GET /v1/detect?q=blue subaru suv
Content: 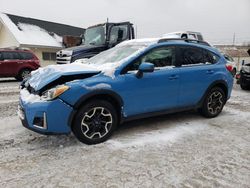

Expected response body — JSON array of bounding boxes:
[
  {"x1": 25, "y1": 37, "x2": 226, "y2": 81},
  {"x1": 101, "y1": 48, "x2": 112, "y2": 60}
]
[{"x1": 18, "y1": 38, "x2": 233, "y2": 144}]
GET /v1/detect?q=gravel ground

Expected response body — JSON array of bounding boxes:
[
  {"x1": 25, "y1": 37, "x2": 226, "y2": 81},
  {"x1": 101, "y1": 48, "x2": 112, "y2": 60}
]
[{"x1": 0, "y1": 78, "x2": 249, "y2": 188}]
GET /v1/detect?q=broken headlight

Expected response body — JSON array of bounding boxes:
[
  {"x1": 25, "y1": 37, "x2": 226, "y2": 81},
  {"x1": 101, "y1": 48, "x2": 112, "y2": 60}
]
[{"x1": 41, "y1": 85, "x2": 70, "y2": 101}]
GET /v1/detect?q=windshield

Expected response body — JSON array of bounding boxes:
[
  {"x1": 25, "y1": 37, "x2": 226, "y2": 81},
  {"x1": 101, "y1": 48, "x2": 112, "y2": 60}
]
[
  {"x1": 87, "y1": 45, "x2": 146, "y2": 65},
  {"x1": 84, "y1": 26, "x2": 106, "y2": 45}
]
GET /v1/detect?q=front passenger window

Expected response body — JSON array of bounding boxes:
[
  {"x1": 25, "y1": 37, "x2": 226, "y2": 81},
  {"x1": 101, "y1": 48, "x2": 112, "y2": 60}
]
[{"x1": 126, "y1": 46, "x2": 175, "y2": 72}]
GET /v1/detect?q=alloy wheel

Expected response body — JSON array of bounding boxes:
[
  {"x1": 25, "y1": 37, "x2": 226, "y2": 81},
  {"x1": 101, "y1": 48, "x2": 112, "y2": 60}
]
[
  {"x1": 207, "y1": 91, "x2": 224, "y2": 115},
  {"x1": 81, "y1": 107, "x2": 113, "y2": 139}
]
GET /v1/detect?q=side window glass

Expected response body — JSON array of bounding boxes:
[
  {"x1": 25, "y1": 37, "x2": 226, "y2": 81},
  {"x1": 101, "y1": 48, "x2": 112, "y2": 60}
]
[
  {"x1": 2, "y1": 52, "x2": 14, "y2": 60},
  {"x1": 203, "y1": 50, "x2": 219, "y2": 64},
  {"x1": 142, "y1": 47, "x2": 175, "y2": 67},
  {"x1": 126, "y1": 47, "x2": 175, "y2": 72},
  {"x1": 180, "y1": 47, "x2": 204, "y2": 65},
  {"x1": 0, "y1": 52, "x2": 3, "y2": 60},
  {"x1": 19, "y1": 52, "x2": 33, "y2": 60},
  {"x1": 109, "y1": 25, "x2": 128, "y2": 45},
  {"x1": 13, "y1": 52, "x2": 20, "y2": 60}
]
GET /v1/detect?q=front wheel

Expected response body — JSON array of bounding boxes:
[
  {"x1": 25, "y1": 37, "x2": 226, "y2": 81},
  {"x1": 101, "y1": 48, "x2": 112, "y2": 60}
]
[
  {"x1": 72, "y1": 100, "x2": 118, "y2": 145},
  {"x1": 199, "y1": 87, "x2": 226, "y2": 118},
  {"x1": 16, "y1": 69, "x2": 31, "y2": 81}
]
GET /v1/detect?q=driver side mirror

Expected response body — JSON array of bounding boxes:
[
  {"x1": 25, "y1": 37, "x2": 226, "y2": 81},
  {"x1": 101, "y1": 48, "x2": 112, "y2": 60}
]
[{"x1": 136, "y1": 62, "x2": 154, "y2": 78}]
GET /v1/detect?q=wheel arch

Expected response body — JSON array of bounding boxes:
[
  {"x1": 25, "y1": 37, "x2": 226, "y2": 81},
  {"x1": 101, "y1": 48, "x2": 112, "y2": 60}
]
[
  {"x1": 16, "y1": 67, "x2": 33, "y2": 80},
  {"x1": 197, "y1": 80, "x2": 229, "y2": 108},
  {"x1": 68, "y1": 90, "x2": 124, "y2": 127}
]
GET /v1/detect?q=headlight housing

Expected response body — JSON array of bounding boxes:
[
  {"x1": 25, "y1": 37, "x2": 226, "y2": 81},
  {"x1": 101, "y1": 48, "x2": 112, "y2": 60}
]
[{"x1": 41, "y1": 85, "x2": 70, "y2": 101}]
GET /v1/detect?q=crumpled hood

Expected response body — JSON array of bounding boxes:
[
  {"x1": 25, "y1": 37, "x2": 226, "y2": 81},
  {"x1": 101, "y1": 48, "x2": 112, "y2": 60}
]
[{"x1": 26, "y1": 63, "x2": 101, "y2": 91}]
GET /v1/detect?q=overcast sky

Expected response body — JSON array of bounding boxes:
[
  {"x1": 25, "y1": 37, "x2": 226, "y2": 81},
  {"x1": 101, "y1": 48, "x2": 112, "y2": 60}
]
[{"x1": 0, "y1": 0, "x2": 249, "y2": 44}]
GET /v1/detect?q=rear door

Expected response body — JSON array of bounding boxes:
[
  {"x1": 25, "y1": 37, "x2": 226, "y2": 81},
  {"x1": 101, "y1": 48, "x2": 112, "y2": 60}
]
[
  {"x1": 177, "y1": 46, "x2": 219, "y2": 107},
  {"x1": 0, "y1": 51, "x2": 21, "y2": 76}
]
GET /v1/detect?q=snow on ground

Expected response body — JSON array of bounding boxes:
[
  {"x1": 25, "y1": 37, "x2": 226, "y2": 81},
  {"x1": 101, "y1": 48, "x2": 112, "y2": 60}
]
[{"x1": 0, "y1": 80, "x2": 249, "y2": 187}]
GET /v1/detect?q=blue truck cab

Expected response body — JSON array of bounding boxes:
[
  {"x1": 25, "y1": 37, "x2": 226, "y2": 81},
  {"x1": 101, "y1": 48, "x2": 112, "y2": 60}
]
[{"x1": 56, "y1": 22, "x2": 135, "y2": 64}]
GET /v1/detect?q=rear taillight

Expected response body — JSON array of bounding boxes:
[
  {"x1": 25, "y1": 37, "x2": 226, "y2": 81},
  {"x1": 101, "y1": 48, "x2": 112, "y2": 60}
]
[{"x1": 226, "y1": 64, "x2": 233, "y2": 72}]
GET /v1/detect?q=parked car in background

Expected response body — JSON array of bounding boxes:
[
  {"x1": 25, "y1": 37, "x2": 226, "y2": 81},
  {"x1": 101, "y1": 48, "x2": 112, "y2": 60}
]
[
  {"x1": 0, "y1": 48, "x2": 40, "y2": 80},
  {"x1": 19, "y1": 38, "x2": 233, "y2": 145},
  {"x1": 239, "y1": 62, "x2": 250, "y2": 90},
  {"x1": 162, "y1": 31, "x2": 204, "y2": 41},
  {"x1": 223, "y1": 54, "x2": 237, "y2": 76}
]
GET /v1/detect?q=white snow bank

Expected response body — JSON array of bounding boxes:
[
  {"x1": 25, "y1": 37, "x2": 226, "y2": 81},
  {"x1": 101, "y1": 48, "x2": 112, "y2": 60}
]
[
  {"x1": 20, "y1": 88, "x2": 41, "y2": 104},
  {"x1": 107, "y1": 122, "x2": 206, "y2": 149}
]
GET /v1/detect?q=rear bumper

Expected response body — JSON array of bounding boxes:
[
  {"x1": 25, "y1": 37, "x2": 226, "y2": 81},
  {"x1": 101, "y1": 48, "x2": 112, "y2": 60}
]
[{"x1": 18, "y1": 98, "x2": 73, "y2": 134}]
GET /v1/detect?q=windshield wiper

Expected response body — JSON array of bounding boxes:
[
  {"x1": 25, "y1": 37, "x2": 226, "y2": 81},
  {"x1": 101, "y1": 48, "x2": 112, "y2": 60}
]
[{"x1": 89, "y1": 42, "x2": 96, "y2": 45}]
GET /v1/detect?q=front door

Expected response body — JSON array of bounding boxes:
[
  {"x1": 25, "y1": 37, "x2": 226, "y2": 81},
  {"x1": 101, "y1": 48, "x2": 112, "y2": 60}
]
[{"x1": 118, "y1": 46, "x2": 180, "y2": 116}]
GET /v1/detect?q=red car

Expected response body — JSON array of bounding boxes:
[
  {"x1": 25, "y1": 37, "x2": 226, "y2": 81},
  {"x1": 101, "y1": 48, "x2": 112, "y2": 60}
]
[{"x1": 0, "y1": 49, "x2": 40, "y2": 81}]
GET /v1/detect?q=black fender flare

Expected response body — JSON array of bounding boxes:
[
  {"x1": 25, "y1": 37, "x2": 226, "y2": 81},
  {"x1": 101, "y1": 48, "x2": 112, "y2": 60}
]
[
  {"x1": 68, "y1": 89, "x2": 124, "y2": 127},
  {"x1": 196, "y1": 80, "x2": 229, "y2": 108}
]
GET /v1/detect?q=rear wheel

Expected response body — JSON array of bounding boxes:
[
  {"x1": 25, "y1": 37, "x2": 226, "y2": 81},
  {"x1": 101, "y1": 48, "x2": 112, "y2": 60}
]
[
  {"x1": 240, "y1": 78, "x2": 250, "y2": 90},
  {"x1": 199, "y1": 87, "x2": 226, "y2": 118},
  {"x1": 72, "y1": 100, "x2": 118, "y2": 145},
  {"x1": 16, "y1": 69, "x2": 31, "y2": 81}
]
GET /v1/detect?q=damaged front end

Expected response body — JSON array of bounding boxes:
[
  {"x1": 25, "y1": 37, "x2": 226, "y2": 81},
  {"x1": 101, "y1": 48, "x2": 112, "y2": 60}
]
[{"x1": 18, "y1": 64, "x2": 101, "y2": 134}]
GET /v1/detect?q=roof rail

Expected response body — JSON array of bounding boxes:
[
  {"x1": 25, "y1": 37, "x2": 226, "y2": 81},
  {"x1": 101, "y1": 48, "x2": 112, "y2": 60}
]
[
  {"x1": 0, "y1": 47, "x2": 30, "y2": 51},
  {"x1": 158, "y1": 38, "x2": 211, "y2": 47}
]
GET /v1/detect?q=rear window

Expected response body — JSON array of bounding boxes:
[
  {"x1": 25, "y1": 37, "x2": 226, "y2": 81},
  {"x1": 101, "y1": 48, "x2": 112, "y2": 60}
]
[{"x1": 19, "y1": 52, "x2": 34, "y2": 60}]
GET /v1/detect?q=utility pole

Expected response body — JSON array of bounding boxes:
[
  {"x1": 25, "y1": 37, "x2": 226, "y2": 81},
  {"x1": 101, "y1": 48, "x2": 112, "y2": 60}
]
[
  {"x1": 233, "y1": 32, "x2": 236, "y2": 46},
  {"x1": 135, "y1": 25, "x2": 138, "y2": 38}
]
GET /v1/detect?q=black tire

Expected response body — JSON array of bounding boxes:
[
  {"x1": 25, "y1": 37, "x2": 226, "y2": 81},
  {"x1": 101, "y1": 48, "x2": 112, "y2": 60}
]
[
  {"x1": 72, "y1": 100, "x2": 118, "y2": 145},
  {"x1": 240, "y1": 78, "x2": 250, "y2": 90},
  {"x1": 199, "y1": 87, "x2": 226, "y2": 118},
  {"x1": 240, "y1": 83, "x2": 249, "y2": 90},
  {"x1": 16, "y1": 69, "x2": 31, "y2": 81}
]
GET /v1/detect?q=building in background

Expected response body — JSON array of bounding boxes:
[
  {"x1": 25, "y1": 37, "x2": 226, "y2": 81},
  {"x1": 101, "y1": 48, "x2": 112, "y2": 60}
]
[{"x1": 0, "y1": 13, "x2": 85, "y2": 66}]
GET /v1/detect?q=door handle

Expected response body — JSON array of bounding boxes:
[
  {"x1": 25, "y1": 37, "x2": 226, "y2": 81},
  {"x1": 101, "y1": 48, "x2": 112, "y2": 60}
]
[
  {"x1": 17, "y1": 62, "x2": 24, "y2": 64},
  {"x1": 168, "y1": 75, "x2": 179, "y2": 80},
  {"x1": 206, "y1": 70, "x2": 214, "y2": 74}
]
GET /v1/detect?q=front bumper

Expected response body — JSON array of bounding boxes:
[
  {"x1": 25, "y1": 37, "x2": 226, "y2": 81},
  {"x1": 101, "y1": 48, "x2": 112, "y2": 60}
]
[{"x1": 18, "y1": 98, "x2": 73, "y2": 135}]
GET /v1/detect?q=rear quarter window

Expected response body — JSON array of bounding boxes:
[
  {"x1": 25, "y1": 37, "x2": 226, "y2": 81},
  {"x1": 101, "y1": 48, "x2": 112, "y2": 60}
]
[{"x1": 203, "y1": 50, "x2": 220, "y2": 64}]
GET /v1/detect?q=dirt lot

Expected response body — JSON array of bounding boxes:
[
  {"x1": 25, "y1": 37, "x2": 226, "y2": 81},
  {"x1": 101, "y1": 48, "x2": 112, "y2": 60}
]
[{"x1": 0, "y1": 78, "x2": 249, "y2": 188}]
